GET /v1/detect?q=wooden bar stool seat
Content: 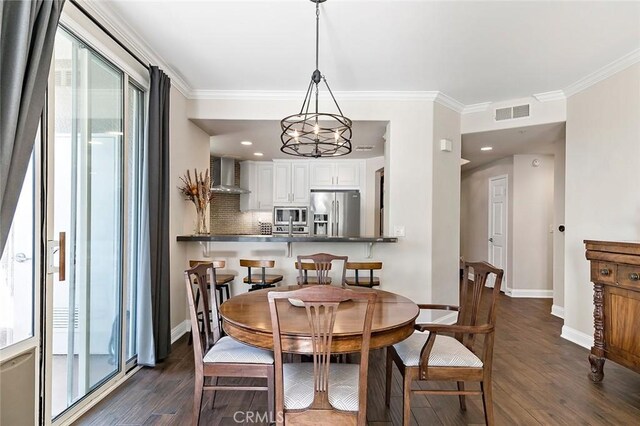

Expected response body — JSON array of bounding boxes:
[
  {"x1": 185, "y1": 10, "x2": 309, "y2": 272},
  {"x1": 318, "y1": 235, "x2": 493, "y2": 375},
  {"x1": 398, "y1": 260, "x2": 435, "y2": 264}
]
[
  {"x1": 189, "y1": 260, "x2": 234, "y2": 304},
  {"x1": 295, "y1": 261, "x2": 332, "y2": 285},
  {"x1": 240, "y1": 259, "x2": 283, "y2": 291},
  {"x1": 345, "y1": 261, "x2": 383, "y2": 288}
]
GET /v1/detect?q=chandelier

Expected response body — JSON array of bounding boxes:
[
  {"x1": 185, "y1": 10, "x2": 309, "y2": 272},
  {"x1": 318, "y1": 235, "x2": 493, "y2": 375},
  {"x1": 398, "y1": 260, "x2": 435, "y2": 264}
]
[{"x1": 280, "y1": 0, "x2": 352, "y2": 158}]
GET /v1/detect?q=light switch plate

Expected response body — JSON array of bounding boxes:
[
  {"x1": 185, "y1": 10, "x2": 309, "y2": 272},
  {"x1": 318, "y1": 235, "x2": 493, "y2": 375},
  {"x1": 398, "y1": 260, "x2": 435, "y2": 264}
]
[{"x1": 394, "y1": 225, "x2": 406, "y2": 237}]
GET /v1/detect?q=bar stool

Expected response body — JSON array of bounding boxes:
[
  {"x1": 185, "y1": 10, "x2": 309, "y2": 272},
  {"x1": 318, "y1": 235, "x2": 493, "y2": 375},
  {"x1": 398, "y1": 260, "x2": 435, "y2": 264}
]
[
  {"x1": 189, "y1": 260, "x2": 234, "y2": 305},
  {"x1": 345, "y1": 261, "x2": 383, "y2": 287},
  {"x1": 295, "y1": 261, "x2": 332, "y2": 285},
  {"x1": 240, "y1": 259, "x2": 283, "y2": 291}
]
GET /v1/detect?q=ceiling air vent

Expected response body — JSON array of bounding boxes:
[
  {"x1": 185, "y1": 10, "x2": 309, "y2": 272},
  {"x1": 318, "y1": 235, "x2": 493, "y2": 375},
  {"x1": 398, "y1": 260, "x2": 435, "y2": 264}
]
[
  {"x1": 354, "y1": 145, "x2": 374, "y2": 152},
  {"x1": 495, "y1": 104, "x2": 530, "y2": 121}
]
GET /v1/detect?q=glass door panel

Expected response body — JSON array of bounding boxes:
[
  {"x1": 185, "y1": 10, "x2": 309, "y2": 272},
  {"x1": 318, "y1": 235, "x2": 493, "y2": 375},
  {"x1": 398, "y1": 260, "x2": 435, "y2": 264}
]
[{"x1": 50, "y1": 28, "x2": 123, "y2": 419}]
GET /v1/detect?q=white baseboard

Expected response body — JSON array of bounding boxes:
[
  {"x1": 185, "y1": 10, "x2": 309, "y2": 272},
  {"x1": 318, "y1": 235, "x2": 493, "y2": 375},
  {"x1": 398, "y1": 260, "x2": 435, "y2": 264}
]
[
  {"x1": 561, "y1": 325, "x2": 593, "y2": 349},
  {"x1": 508, "y1": 289, "x2": 553, "y2": 298},
  {"x1": 551, "y1": 305, "x2": 565, "y2": 319},
  {"x1": 171, "y1": 319, "x2": 191, "y2": 344}
]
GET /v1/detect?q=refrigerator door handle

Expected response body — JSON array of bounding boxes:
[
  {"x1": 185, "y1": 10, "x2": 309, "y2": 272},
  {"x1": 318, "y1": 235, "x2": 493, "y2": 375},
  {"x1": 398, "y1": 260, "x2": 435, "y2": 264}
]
[
  {"x1": 331, "y1": 200, "x2": 335, "y2": 236},
  {"x1": 336, "y1": 200, "x2": 339, "y2": 236}
]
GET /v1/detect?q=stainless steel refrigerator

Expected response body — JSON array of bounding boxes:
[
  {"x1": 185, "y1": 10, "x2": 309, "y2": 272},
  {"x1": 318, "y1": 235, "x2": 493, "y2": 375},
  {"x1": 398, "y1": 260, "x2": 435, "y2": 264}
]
[{"x1": 310, "y1": 190, "x2": 360, "y2": 237}]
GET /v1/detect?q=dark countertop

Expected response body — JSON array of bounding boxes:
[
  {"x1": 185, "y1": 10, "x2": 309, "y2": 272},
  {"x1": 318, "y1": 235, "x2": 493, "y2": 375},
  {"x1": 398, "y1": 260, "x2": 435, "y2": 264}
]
[{"x1": 176, "y1": 234, "x2": 398, "y2": 243}]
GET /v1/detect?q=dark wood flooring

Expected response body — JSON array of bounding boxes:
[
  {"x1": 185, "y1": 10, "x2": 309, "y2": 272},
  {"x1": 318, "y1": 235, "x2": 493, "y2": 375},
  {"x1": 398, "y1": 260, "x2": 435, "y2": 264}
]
[{"x1": 76, "y1": 295, "x2": 640, "y2": 425}]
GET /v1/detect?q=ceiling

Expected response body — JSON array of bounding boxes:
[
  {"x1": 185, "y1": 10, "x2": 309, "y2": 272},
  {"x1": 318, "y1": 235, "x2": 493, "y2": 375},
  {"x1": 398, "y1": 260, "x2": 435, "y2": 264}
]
[
  {"x1": 101, "y1": 1, "x2": 640, "y2": 105},
  {"x1": 193, "y1": 119, "x2": 387, "y2": 160},
  {"x1": 461, "y1": 122, "x2": 565, "y2": 171}
]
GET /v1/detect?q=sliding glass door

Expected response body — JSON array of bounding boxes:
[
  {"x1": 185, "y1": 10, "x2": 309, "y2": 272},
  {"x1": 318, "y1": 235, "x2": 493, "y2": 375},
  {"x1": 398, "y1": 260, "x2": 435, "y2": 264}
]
[{"x1": 48, "y1": 28, "x2": 124, "y2": 419}]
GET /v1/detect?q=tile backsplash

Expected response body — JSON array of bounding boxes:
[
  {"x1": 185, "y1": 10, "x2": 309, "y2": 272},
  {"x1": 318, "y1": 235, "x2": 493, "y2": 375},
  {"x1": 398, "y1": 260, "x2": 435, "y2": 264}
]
[{"x1": 209, "y1": 157, "x2": 271, "y2": 234}]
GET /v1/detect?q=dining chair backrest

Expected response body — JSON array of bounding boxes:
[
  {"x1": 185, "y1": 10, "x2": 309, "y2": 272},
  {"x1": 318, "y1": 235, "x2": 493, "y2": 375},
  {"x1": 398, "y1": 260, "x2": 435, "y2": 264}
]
[
  {"x1": 185, "y1": 264, "x2": 221, "y2": 361},
  {"x1": 457, "y1": 261, "x2": 504, "y2": 351},
  {"x1": 189, "y1": 259, "x2": 225, "y2": 284},
  {"x1": 297, "y1": 253, "x2": 348, "y2": 286},
  {"x1": 267, "y1": 285, "x2": 377, "y2": 422},
  {"x1": 295, "y1": 261, "x2": 332, "y2": 284}
]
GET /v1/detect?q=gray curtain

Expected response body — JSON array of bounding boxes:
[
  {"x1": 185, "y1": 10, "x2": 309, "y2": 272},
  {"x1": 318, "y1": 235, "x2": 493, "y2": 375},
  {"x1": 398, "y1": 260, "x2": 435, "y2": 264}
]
[
  {"x1": 0, "y1": 0, "x2": 65, "y2": 255},
  {"x1": 147, "y1": 66, "x2": 171, "y2": 362}
]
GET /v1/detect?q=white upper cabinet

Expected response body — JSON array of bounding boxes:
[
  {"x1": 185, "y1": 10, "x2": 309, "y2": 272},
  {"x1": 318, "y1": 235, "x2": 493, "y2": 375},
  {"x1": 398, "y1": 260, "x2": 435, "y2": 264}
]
[
  {"x1": 240, "y1": 161, "x2": 273, "y2": 211},
  {"x1": 309, "y1": 160, "x2": 363, "y2": 189},
  {"x1": 273, "y1": 160, "x2": 309, "y2": 205}
]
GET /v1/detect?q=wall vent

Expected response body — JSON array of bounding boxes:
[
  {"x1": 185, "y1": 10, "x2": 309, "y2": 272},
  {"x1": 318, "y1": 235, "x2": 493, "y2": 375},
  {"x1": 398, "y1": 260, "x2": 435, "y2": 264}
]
[
  {"x1": 495, "y1": 104, "x2": 530, "y2": 121},
  {"x1": 354, "y1": 145, "x2": 374, "y2": 152}
]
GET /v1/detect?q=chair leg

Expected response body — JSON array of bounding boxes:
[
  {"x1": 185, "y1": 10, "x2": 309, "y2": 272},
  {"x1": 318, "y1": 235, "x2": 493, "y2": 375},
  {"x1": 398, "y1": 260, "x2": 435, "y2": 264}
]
[
  {"x1": 402, "y1": 370, "x2": 412, "y2": 426},
  {"x1": 457, "y1": 381, "x2": 467, "y2": 411},
  {"x1": 481, "y1": 379, "x2": 495, "y2": 426},
  {"x1": 385, "y1": 347, "x2": 393, "y2": 407},
  {"x1": 267, "y1": 368, "x2": 275, "y2": 420},
  {"x1": 193, "y1": 371, "x2": 204, "y2": 426},
  {"x1": 210, "y1": 376, "x2": 219, "y2": 409}
]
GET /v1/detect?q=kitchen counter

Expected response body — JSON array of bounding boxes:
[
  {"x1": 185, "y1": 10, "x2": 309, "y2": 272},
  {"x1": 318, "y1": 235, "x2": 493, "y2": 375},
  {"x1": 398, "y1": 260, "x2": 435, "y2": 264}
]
[{"x1": 176, "y1": 234, "x2": 398, "y2": 257}]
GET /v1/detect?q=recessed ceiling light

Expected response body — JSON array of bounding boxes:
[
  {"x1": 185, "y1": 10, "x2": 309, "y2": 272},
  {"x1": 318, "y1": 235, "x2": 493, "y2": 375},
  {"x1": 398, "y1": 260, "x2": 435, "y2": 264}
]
[
  {"x1": 241, "y1": 141, "x2": 253, "y2": 146},
  {"x1": 480, "y1": 146, "x2": 493, "y2": 151},
  {"x1": 254, "y1": 152, "x2": 263, "y2": 156}
]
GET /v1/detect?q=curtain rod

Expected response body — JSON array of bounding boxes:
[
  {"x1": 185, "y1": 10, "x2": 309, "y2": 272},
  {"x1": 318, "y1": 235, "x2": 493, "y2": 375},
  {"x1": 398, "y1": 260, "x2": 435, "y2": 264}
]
[{"x1": 69, "y1": 0, "x2": 150, "y2": 71}]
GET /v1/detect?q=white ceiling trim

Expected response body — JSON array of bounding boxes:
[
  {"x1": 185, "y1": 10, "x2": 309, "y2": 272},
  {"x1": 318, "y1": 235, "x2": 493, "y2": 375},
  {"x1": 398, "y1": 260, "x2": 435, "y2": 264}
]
[
  {"x1": 462, "y1": 102, "x2": 491, "y2": 114},
  {"x1": 189, "y1": 89, "x2": 444, "y2": 102},
  {"x1": 434, "y1": 92, "x2": 465, "y2": 113},
  {"x1": 79, "y1": 0, "x2": 192, "y2": 97},
  {"x1": 533, "y1": 90, "x2": 566, "y2": 102},
  {"x1": 564, "y1": 48, "x2": 640, "y2": 98}
]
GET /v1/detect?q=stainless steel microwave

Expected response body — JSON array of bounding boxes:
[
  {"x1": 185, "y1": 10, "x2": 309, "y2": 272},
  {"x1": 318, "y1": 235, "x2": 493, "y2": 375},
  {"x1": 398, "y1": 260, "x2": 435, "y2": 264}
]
[{"x1": 273, "y1": 206, "x2": 308, "y2": 226}]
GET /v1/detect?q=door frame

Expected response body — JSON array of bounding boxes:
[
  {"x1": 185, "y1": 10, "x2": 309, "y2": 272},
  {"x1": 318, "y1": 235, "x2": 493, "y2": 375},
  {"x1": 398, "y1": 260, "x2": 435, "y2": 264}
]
[{"x1": 487, "y1": 174, "x2": 509, "y2": 292}]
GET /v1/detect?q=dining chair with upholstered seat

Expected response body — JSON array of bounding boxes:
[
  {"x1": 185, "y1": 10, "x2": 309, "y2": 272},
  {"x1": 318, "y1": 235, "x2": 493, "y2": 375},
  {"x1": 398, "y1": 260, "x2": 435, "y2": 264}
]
[
  {"x1": 296, "y1": 253, "x2": 348, "y2": 286},
  {"x1": 294, "y1": 261, "x2": 332, "y2": 284},
  {"x1": 267, "y1": 285, "x2": 377, "y2": 425},
  {"x1": 385, "y1": 261, "x2": 504, "y2": 426},
  {"x1": 185, "y1": 264, "x2": 274, "y2": 425}
]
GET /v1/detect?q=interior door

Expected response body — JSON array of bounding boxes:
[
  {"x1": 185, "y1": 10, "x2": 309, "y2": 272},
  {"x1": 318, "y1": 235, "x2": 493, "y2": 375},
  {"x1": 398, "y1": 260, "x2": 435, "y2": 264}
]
[
  {"x1": 488, "y1": 175, "x2": 508, "y2": 288},
  {"x1": 46, "y1": 28, "x2": 124, "y2": 420}
]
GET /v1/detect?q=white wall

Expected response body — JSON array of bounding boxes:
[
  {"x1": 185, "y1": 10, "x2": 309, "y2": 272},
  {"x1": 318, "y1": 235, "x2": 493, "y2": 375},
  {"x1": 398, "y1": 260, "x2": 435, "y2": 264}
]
[
  {"x1": 512, "y1": 154, "x2": 554, "y2": 295},
  {"x1": 187, "y1": 96, "x2": 444, "y2": 304},
  {"x1": 431, "y1": 103, "x2": 462, "y2": 311},
  {"x1": 563, "y1": 63, "x2": 640, "y2": 344},
  {"x1": 169, "y1": 87, "x2": 211, "y2": 330},
  {"x1": 460, "y1": 157, "x2": 514, "y2": 289},
  {"x1": 552, "y1": 139, "x2": 566, "y2": 315}
]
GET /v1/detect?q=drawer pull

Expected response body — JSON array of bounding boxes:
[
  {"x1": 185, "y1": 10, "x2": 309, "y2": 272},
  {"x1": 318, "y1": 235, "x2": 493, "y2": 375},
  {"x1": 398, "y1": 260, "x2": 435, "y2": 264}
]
[
  {"x1": 599, "y1": 268, "x2": 610, "y2": 276},
  {"x1": 629, "y1": 272, "x2": 640, "y2": 281}
]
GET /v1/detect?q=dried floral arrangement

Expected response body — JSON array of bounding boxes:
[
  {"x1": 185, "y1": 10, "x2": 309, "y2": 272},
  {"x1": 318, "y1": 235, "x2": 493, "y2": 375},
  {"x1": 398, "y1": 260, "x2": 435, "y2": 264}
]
[{"x1": 178, "y1": 169, "x2": 212, "y2": 234}]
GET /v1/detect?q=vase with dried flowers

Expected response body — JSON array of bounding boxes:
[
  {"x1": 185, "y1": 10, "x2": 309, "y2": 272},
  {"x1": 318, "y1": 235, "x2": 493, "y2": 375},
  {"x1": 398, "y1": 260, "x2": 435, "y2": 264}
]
[{"x1": 178, "y1": 169, "x2": 212, "y2": 234}]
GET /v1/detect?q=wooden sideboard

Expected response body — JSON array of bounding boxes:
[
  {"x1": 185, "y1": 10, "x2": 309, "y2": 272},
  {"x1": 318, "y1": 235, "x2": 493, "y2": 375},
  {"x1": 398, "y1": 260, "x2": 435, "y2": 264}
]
[{"x1": 584, "y1": 240, "x2": 640, "y2": 382}]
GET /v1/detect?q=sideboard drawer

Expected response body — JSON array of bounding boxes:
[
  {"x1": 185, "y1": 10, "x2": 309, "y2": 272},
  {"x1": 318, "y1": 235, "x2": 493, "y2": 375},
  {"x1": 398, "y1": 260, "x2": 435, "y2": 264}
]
[
  {"x1": 591, "y1": 262, "x2": 617, "y2": 284},
  {"x1": 618, "y1": 265, "x2": 640, "y2": 290}
]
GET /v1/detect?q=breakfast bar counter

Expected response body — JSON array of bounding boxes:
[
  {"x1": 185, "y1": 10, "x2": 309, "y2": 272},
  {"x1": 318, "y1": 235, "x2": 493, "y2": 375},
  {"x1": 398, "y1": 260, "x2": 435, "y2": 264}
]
[{"x1": 176, "y1": 234, "x2": 398, "y2": 257}]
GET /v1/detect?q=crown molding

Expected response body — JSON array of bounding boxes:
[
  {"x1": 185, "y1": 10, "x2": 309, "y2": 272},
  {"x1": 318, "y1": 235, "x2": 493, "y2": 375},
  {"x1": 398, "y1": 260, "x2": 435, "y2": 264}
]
[
  {"x1": 564, "y1": 48, "x2": 640, "y2": 98},
  {"x1": 533, "y1": 90, "x2": 566, "y2": 102},
  {"x1": 77, "y1": 0, "x2": 192, "y2": 98},
  {"x1": 433, "y1": 92, "x2": 465, "y2": 113},
  {"x1": 189, "y1": 90, "x2": 449, "y2": 102},
  {"x1": 462, "y1": 102, "x2": 491, "y2": 114}
]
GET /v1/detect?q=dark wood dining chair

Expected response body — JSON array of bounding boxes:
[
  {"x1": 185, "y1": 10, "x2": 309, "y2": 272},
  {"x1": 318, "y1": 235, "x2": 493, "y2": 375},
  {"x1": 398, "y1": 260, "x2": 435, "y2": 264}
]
[
  {"x1": 296, "y1": 253, "x2": 348, "y2": 286},
  {"x1": 385, "y1": 261, "x2": 504, "y2": 426},
  {"x1": 267, "y1": 285, "x2": 377, "y2": 426},
  {"x1": 185, "y1": 264, "x2": 274, "y2": 426},
  {"x1": 241, "y1": 259, "x2": 283, "y2": 291},
  {"x1": 295, "y1": 261, "x2": 332, "y2": 284},
  {"x1": 345, "y1": 261, "x2": 382, "y2": 287}
]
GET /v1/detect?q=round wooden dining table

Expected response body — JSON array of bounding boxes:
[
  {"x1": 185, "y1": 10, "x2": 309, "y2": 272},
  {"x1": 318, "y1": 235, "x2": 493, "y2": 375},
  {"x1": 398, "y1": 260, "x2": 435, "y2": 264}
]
[{"x1": 219, "y1": 285, "x2": 420, "y2": 354}]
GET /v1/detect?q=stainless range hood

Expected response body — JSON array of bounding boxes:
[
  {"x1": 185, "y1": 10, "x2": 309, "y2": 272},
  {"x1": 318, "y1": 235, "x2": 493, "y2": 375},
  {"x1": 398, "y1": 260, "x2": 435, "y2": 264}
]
[{"x1": 210, "y1": 157, "x2": 250, "y2": 194}]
